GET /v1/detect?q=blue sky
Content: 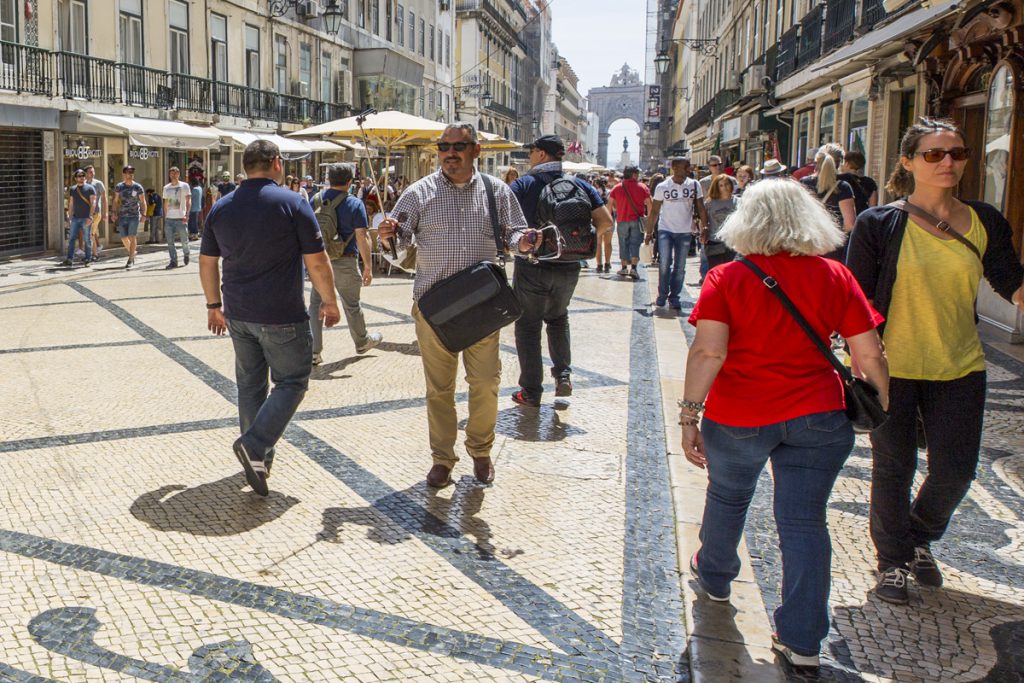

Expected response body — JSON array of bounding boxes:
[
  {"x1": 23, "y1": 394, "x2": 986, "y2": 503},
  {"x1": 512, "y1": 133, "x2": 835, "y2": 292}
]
[{"x1": 550, "y1": 0, "x2": 647, "y2": 165}]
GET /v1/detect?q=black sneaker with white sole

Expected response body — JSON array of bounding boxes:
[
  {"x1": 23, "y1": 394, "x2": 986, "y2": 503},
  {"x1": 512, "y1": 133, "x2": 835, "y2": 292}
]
[
  {"x1": 771, "y1": 635, "x2": 820, "y2": 671},
  {"x1": 233, "y1": 438, "x2": 269, "y2": 496},
  {"x1": 555, "y1": 377, "x2": 573, "y2": 397},
  {"x1": 910, "y1": 545, "x2": 943, "y2": 587},
  {"x1": 875, "y1": 566, "x2": 910, "y2": 604}
]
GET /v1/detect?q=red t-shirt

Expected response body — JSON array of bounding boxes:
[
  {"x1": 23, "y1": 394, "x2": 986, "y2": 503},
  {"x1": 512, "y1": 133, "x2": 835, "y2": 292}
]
[
  {"x1": 609, "y1": 180, "x2": 650, "y2": 222},
  {"x1": 688, "y1": 253, "x2": 883, "y2": 426}
]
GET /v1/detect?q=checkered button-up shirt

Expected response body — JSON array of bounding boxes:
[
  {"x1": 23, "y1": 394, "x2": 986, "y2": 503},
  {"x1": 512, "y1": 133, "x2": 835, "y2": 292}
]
[{"x1": 392, "y1": 169, "x2": 528, "y2": 300}]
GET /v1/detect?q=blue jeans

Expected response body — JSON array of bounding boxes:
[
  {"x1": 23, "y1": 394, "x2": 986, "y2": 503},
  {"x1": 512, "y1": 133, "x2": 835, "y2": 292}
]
[
  {"x1": 165, "y1": 218, "x2": 190, "y2": 265},
  {"x1": 227, "y1": 319, "x2": 312, "y2": 467},
  {"x1": 616, "y1": 220, "x2": 644, "y2": 262},
  {"x1": 697, "y1": 411, "x2": 854, "y2": 656},
  {"x1": 188, "y1": 211, "x2": 200, "y2": 236},
  {"x1": 656, "y1": 231, "x2": 693, "y2": 305},
  {"x1": 67, "y1": 217, "x2": 92, "y2": 261},
  {"x1": 116, "y1": 216, "x2": 140, "y2": 237}
]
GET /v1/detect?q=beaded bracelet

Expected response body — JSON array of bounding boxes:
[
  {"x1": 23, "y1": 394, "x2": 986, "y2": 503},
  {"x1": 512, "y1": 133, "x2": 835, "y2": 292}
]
[
  {"x1": 677, "y1": 398, "x2": 705, "y2": 413},
  {"x1": 678, "y1": 416, "x2": 700, "y2": 427}
]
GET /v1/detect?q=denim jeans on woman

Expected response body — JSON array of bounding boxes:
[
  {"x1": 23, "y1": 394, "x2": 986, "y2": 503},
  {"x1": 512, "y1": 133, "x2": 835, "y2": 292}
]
[
  {"x1": 616, "y1": 220, "x2": 644, "y2": 262},
  {"x1": 657, "y1": 230, "x2": 693, "y2": 306},
  {"x1": 869, "y1": 371, "x2": 986, "y2": 571},
  {"x1": 697, "y1": 411, "x2": 854, "y2": 656},
  {"x1": 227, "y1": 319, "x2": 312, "y2": 468}
]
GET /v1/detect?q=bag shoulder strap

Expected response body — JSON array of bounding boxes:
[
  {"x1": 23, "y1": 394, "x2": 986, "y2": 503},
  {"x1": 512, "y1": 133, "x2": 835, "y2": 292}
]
[
  {"x1": 480, "y1": 174, "x2": 504, "y2": 259},
  {"x1": 737, "y1": 257, "x2": 854, "y2": 383},
  {"x1": 622, "y1": 183, "x2": 644, "y2": 218},
  {"x1": 891, "y1": 199, "x2": 982, "y2": 261},
  {"x1": 821, "y1": 183, "x2": 837, "y2": 205}
]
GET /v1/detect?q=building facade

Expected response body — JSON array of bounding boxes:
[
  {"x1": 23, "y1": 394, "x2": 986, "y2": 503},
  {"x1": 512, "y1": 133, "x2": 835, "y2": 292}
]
[
  {"x1": 660, "y1": 0, "x2": 1024, "y2": 337},
  {"x1": 0, "y1": 0, "x2": 454, "y2": 258}
]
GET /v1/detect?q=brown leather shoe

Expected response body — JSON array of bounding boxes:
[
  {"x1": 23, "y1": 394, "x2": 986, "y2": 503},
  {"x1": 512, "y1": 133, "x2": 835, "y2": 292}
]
[
  {"x1": 473, "y1": 457, "x2": 495, "y2": 484},
  {"x1": 426, "y1": 463, "x2": 453, "y2": 488}
]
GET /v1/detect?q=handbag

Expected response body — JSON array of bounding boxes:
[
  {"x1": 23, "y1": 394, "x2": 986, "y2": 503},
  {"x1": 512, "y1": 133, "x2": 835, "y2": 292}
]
[
  {"x1": 416, "y1": 175, "x2": 522, "y2": 353},
  {"x1": 738, "y1": 257, "x2": 888, "y2": 433}
]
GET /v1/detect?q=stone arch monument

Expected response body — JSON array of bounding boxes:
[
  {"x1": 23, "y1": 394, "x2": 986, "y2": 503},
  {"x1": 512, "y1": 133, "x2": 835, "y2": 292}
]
[{"x1": 587, "y1": 64, "x2": 645, "y2": 168}]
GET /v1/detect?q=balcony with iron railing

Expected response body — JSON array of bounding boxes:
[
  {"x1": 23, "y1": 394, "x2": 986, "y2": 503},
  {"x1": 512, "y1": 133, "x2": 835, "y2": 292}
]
[
  {"x1": 485, "y1": 100, "x2": 517, "y2": 120},
  {"x1": 0, "y1": 47, "x2": 346, "y2": 126},
  {"x1": 454, "y1": 0, "x2": 527, "y2": 51},
  {"x1": 797, "y1": 4, "x2": 824, "y2": 66},
  {"x1": 714, "y1": 88, "x2": 740, "y2": 116},
  {"x1": 861, "y1": 0, "x2": 887, "y2": 29},
  {"x1": 776, "y1": 25, "x2": 800, "y2": 81},
  {"x1": 0, "y1": 41, "x2": 52, "y2": 95},
  {"x1": 823, "y1": 0, "x2": 857, "y2": 53},
  {"x1": 684, "y1": 97, "x2": 714, "y2": 134}
]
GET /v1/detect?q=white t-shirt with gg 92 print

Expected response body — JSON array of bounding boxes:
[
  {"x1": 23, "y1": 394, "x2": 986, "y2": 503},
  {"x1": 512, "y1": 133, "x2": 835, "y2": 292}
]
[{"x1": 653, "y1": 177, "x2": 702, "y2": 234}]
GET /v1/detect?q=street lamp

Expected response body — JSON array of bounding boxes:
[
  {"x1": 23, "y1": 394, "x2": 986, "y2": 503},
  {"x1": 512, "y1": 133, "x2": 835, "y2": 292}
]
[
  {"x1": 654, "y1": 51, "x2": 671, "y2": 76},
  {"x1": 481, "y1": 91, "x2": 492, "y2": 108},
  {"x1": 268, "y1": 0, "x2": 346, "y2": 34}
]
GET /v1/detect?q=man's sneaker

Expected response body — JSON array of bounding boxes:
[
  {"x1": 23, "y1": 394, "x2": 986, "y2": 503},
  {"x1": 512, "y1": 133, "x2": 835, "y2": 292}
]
[
  {"x1": 165, "y1": 263, "x2": 177, "y2": 269},
  {"x1": 910, "y1": 545, "x2": 943, "y2": 587},
  {"x1": 511, "y1": 390, "x2": 540, "y2": 408},
  {"x1": 60, "y1": 259, "x2": 73, "y2": 267},
  {"x1": 771, "y1": 635, "x2": 820, "y2": 671},
  {"x1": 82, "y1": 260, "x2": 91, "y2": 268},
  {"x1": 233, "y1": 438, "x2": 269, "y2": 497},
  {"x1": 655, "y1": 297, "x2": 667, "y2": 307},
  {"x1": 628, "y1": 267, "x2": 639, "y2": 281},
  {"x1": 874, "y1": 566, "x2": 911, "y2": 604},
  {"x1": 183, "y1": 253, "x2": 190, "y2": 265},
  {"x1": 618, "y1": 266, "x2": 630, "y2": 277},
  {"x1": 356, "y1": 332, "x2": 383, "y2": 354},
  {"x1": 312, "y1": 351, "x2": 323, "y2": 366},
  {"x1": 689, "y1": 553, "x2": 730, "y2": 602},
  {"x1": 555, "y1": 378, "x2": 573, "y2": 397},
  {"x1": 580, "y1": 261, "x2": 590, "y2": 269}
]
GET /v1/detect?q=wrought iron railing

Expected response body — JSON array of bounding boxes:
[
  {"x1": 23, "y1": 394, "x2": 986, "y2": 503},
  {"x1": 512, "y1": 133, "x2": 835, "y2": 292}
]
[
  {"x1": 54, "y1": 51, "x2": 117, "y2": 102},
  {"x1": 823, "y1": 0, "x2": 856, "y2": 53},
  {"x1": 0, "y1": 41, "x2": 52, "y2": 95},
  {"x1": 170, "y1": 73, "x2": 214, "y2": 113},
  {"x1": 485, "y1": 100, "x2": 517, "y2": 120},
  {"x1": 797, "y1": 4, "x2": 824, "y2": 66},
  {"x1": 861, "y1": 0, "x2": 887, "y2": 29},
  {"x1": 776, "y1": 25, "x2": 800, "y2": 81},
  {"x1": 118, "y1": 62, "x2": 171, "y2": 108}
]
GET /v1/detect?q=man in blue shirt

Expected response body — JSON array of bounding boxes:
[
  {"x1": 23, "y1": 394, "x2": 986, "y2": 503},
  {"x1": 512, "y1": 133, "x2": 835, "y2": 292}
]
[
  {"x1": 199, "y1": 140, "x2": 341, "y2": 496},
  {"x1": 508, "y1": 135, "x2": 613, "y2": 407},
  {"x1": 307, "y1": 163, "x2": 383, "y2": 364},
  {"x1": 63, "y1": 169, "x2": 95, "y2": 267}
]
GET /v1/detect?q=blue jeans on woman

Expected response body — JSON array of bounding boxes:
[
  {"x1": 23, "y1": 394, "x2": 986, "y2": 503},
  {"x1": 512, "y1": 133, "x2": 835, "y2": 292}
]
[
  {"x1": 696, "y1": 411, "x2": 854, "y2": 656},
  {"x1": 656, "y1": 230, "x2": 693, "y2": 306}
]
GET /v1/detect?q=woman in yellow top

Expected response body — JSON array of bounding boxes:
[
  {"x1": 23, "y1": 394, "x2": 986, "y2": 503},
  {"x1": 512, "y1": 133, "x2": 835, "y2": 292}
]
[{"x1": 846, "y1": 118, "x2": 1024, "y2": 605}]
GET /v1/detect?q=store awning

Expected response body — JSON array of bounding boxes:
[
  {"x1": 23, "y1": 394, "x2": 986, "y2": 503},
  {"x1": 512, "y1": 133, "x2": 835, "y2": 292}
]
[
  {"x1": 813, "y1": 1, "x2": 960, "y2": 71},
  {"x1": 78, "y1": 113, "x2": 222, "y2": 149},
  {"x1": 216, "y1": 130, "x2": 314, "y2": 157},
  {"x1": 301, "y1": 139, "x2": 353, "y2": 152}
]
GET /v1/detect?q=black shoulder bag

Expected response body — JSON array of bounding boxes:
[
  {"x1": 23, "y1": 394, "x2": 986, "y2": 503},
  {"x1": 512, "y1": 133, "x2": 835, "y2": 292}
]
[
  {"x1": 416, "y1": 175, "x2": 523, "y2": 353},
  {"x1": 738, "y1": 257, "x2": 887, "y2": 433},
  {"x1": 891, "y1": 199, "x2": 982, "y2": 260}
]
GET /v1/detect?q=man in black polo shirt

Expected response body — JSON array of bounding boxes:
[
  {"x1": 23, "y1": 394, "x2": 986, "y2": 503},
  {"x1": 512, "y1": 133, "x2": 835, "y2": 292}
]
[
  {"x1": 199, "y1": 140, "x2": 341, "y2": 496},
  {"x1": 508, "y1": 135, "x2": 613, "y2": 407}
]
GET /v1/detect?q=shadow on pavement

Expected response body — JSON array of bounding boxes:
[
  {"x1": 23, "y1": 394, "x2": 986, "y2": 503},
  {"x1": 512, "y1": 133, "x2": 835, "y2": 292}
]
[
  {"x1": 492, "y1": 405, "x2": 586, "y2": 442},
  {"x1": 130, "y1": 474, "x2": 299, "y2": 536},
  {"x1": 310, "y1": 354, "x2": 373, "y2": 380}
]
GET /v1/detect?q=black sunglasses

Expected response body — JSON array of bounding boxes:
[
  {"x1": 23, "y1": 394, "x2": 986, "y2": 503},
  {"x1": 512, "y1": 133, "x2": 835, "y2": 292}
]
[
  {"x1": 911, "y1": 147, "x2": 970, "y2": 163},
  {"x1": 437, "y1": 142, "x2": 471, "y2": 152}
]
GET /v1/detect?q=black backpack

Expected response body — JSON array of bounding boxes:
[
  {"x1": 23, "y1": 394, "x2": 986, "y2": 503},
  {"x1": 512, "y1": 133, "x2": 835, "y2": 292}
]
[
  {"x1": 839, "y1": 173, "x2": 870, "y2": 216},
  {"x1": 534, "y1": 176, "x2": 596, "y2": 262}
]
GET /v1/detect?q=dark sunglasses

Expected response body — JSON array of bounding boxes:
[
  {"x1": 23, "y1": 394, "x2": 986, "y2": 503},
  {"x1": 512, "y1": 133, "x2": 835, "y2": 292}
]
[
  {"x1": 437, "y1": 142, "x2": 471, "y2": 152},
  {"x1": 911, "y1": 147, "x2": 970, "y2": 163}
]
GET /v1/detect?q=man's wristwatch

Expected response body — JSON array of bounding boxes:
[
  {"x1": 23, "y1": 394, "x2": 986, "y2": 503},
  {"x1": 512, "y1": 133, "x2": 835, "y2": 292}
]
[{"x1": 206, "y1": 302, "x2": 222, "y2": 310}]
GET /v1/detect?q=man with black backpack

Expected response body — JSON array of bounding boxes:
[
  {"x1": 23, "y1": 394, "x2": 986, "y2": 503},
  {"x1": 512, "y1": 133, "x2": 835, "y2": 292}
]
[
  {"x1": 508, "y1": 135, "x2": 613, "y2": 407},
  {"x1": 308, "y1": 163, "x2": 382, "y2": 364}
]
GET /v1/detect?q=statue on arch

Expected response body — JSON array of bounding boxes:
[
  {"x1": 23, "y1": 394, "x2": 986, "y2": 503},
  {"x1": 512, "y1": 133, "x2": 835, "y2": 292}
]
[
  {"x1": 610, "y1": 64, "x2": 640, "y2": 87},
  {"x1": 623, "y1": 137, "x2": 629, "y2": 152}
]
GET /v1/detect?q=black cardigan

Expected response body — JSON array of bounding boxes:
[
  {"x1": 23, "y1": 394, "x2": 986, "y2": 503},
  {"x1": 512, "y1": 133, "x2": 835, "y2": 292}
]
[{"x1": 845, "y1": 201, "x2": 1023, "y2": 333}]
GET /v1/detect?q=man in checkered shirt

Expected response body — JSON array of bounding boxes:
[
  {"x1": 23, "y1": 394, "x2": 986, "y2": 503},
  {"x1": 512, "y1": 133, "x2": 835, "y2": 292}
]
[{"x1": 379, "y1": 122, "x2": 530, "y2": 489}]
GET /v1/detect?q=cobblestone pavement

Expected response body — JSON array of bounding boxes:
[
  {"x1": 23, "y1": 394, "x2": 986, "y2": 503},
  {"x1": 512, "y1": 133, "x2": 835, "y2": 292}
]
[
  {"x1": 665, "y1": 260, "x2": 1024, "y2": 683},
  {"x1": 0, "y1": 250, "x2": 686, "y2": 682}
]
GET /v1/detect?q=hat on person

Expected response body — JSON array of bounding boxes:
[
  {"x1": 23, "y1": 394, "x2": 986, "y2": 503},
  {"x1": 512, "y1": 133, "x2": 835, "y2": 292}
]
[
  {"x1": 523, "y1": 134, "x2": 565, "y2": 157},
  {"x1": 760, "y1": 158, "x2": 788, "y2": 176},
  {"x1": 123, "y1": 165, "x2": 135, "y2": 172},
  {"x1": 73, "y1": 169, "x2": 86, "y2": 177},
  {"x1": 303, "y1": 175, "x2": 313, "y2": 181},
  {"x1": 222, "y1": 171, "x2": 231, "y2": 179}
]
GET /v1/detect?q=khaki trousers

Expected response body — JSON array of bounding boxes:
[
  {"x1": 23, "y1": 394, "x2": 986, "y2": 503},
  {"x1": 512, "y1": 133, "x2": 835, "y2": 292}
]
[{"x1": 412, "y1": 304, "x2": 501, "y2": 467}]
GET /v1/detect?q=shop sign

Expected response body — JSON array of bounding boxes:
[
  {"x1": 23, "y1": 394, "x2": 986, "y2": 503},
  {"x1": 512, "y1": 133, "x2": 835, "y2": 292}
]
[
  {"x1": 129, "y1": 147, "x2": 161, "y2": 160},
  {"x1": 64, "y1": 144, "x2": 103, "y2": 160},
  {"x1": 721, "y1": 117, "x2": 741, "y2": 142}
]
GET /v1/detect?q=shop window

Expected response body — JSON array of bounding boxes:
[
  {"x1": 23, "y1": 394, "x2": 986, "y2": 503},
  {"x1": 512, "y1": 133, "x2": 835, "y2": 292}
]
[
  {"x1": 983, "y1": 65, "x2": 1013, "y2": 213},
  {"x1": 964, "y1": 66, "x2": 992, "y2": 95},
  {"x1": 847, "y1": 97, "x2": 869, "y2": 159},
  {"x1": 817, "y1": 102, "x2": 836, "y2": 146},
  {"x1": 795, "y1": 109, "x2": 811, "y2": 166}
]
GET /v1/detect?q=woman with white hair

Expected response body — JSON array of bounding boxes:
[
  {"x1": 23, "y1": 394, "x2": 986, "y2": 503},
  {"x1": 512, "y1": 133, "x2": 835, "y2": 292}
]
[
  {"x1": 801, "y1": 143, "x2": 856, "y2": 260},
  {"x1": 680, "y1": 178, "x2": 889, "y2": 672}
]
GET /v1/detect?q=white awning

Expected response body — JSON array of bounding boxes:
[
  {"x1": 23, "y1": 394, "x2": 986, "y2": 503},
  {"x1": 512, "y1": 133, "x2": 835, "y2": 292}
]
[
  {"x1": 79, "y1": 113, "x2": 221, "y2": 149},
  {"x1": 301, "y1": 139, "x2": 351, "y2": 152},
  {"x1": 217, "y1": 130, "x2": 314, "y2": 156},
  {"x1": 813, "y1": 1, "x2": 960, "y2": 71},
  {"x1": 764, "y1": 83, "x2": 834, "y2": 116}
]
